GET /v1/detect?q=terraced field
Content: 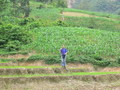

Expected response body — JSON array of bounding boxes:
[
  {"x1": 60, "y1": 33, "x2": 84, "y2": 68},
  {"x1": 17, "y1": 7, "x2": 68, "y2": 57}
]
[
  {"x1": 0, "y1": 57, "x2": 120, "y2": 90},
  {"x1": 1, "y1": 2, "x2": 120, "y2": 89}
]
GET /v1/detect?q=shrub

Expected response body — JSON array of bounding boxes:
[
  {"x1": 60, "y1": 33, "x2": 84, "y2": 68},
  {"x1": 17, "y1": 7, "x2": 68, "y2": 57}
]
[
  {"x1": 108, "y1": 61, "x2": 120, "y2": 67},
  {"x1": 27, "y1": 55, "x2": 44, "y2": 61},
  {"x1": 25, "y1": 54, "x2": 115, "y2": 67},
  {"x1": 53, "y1": 20, "x2": 68, "y2": 26},
  {"x1": 44, "y1": 55, "x2": 60, "y2": 64},
  {"x1": 0, "y1": 58, "x2": 15, "y2": 63},
  {"x1": 19, "y1": 19, "x2": 29, "y2": 26},
  {"x1": 0, "y1": 51, "x2": 28, "y2": 56},
  {"x1": 6, "y1": 40, "x2": 21, "y2": 51},
  {"x1": 117, "y1": 57, "x2": 120, "y2": 64},
  {"x1": 17, "y1": 58, "x2": 26, "y2": 62},
  {"x1": 77, "y1": 55, "x2": 110, "y2": 67},
  {"x1": 93, "y1": 60, "x2": 110, "y2": 67},
  {"x1": 78, "y1": 55, "x2": 92, "y2": 64},
  {"x1": 36, "y1": 3, "x2": 46, "y2": 9},
  {"x1": 0, "y1": 24, "x2": 31, "y2": 51},
  {"x1": 90, "y1": 55, "x2": 103, "y2": 61},
  {"x1": 67, "y1": 55, "x2": 77, "y2": 63},
  {"x1": 28, "y1": 22, "x2": 40, "y2": 29},
  {"x1": 27, "y1": 54, "x2": 60, "y2": 64},
  {"x1": 56, "y1": 0, "x2": 67, "y2": 8}
]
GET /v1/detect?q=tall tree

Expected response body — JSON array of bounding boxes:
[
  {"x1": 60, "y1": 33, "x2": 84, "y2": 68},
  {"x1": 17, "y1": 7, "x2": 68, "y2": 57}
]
[
  {"x1": 72, "y1": 0, "x2": 120, "y2": 14},
  {"x1": 19, "y1": 0, "x2": 30, "y2": 17},
  {"x1": 10, "y1": 0, "x2": 30, "y2": 17},
  {"x1": 0, "y1": 0, "x2": 7, "y2": 12}
]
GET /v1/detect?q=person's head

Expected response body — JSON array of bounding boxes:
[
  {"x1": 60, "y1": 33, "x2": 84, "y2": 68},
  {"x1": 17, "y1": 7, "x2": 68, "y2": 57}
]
[{"x1": 62, "y1": 45, "x2": 65, "y2": 48}]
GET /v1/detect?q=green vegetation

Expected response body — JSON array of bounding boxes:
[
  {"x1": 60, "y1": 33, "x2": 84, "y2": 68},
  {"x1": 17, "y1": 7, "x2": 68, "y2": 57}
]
[
  {"x1": 0, "y1": 66, "x2": 60, "y2": 69},
  {"x1": 64, "y1": 17, "x2": 120, "y2": 32},
  {"x1": 0, "y1": 0, "x2": 7, "y2": 12},
  {"x1": 0, "y1": 58, "x2": 14, "y2": 63},
  {"x1": 30, "y1": 8, "x2": 60, "y2": 20},
  {"x1": 73, "y1": 0, "x2": 120, "y2": 15},
  {"x1": 0, "y1": 0, "x2": 120, "y2": 67},
  {"x1": 34, "y1": 0, "x2": 67, "y2": 8},
  {"x1": 0, "y1": 24, "x2": 31, "y2": 51},
  {"x1": 25, "y1": 27, "x2": 120, "y2": 57},
  {"x1": 22, "y1": 26, "x2": 120, "y2": 67},
  {"x1": 27, "y1": 54, "x2": 60, "y2": 64},
  {"x1": 0, "y1": 72, "x2": 120, "y2": 78},
  {"x1": 0, "y1": 51, "x2": 28, "y2": 56},
  {"x1": 64, "y1": 8, "x2": 120, "y2": 19}
]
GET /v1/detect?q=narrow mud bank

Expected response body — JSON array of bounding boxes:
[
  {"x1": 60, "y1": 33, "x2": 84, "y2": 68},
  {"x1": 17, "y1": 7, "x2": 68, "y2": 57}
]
[
  {"x1": 0, "y1": 74, "x2": 120, "y2": 84},
  {"x1": 0, "y1": 68, "x2": 90, "y2": 75}
]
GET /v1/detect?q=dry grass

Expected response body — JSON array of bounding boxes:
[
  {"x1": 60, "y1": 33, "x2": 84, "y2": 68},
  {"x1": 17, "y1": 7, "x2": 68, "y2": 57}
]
[
  {"x1": 19, "y1": 61, "x2": 48, "y2": 66},
  {"x1": 100, "y1": 67, "x2": 120, "y2": 72},
  {"x1": 1, "y1": 79, "x2": 120, "y2": 90},
  {"x1": 1, "y1": 74, "x2": 120, "y2": 83},
  {"x1": 0, "y1": 68, "x2": 54, "y2": 75},
  {"x1": 0, "y1": 51, "x2": 36, "y2": 59},
  {"x1": 0, "y1": 62, "x2": 18, "y2": 66},
  {"x1": 62, "y1": 12, "x2": 98, "y2": 17},
  {"x1": 0, "y1": 66, "x2": 92, "y2": 75},
  {"x1": 0, "y1": 54, "x2": 29, "y2": 59},
  {"x1": 0, "y1": 61, "x2": 120, "y2": 90},
  {"x1": 19, "y1": 61, "x2": 94, "y2": 69},
  {"x1": 62, "y1": 12, "x2": 117, "y2": 21}
]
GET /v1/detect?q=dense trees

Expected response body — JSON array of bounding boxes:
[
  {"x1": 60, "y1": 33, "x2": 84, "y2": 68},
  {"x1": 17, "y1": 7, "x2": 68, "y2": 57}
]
[
  {"x1": 0, "y1": 0, "x2": 9, "y2": 17},
  {"x1": 73, "y1": 0, "x2": 120, "y2": 14},
  {"x1": 0, "y1": 24, "x2": 31, "y2": 51},
  {"x1": 0, "y1": 0, "x2": 7, "y2": 12},
  {"x1": 36, "y1": 0, "x2": 67, "y2": 8},
  {"x1": 10, "y1": 0, "x2": 30, "y2": 17}
]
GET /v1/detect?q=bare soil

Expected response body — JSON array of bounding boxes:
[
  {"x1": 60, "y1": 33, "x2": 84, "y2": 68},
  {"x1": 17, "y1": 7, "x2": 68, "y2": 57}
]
[
  {"x1": 0, "y1": 51, "x2": 36, "y2": 59},
  {"x1": 62, "y1": 12, "x2": 117, "y2": 21},
  {"x1": 100, "y1": 67, "x2": 120, "y2": 72},
  {"x1": 62, "y1": 12, "x2": 98, "y2": 17},
  {"x1": 0, "y1": 54, "x2": 29, "y2": 59}
]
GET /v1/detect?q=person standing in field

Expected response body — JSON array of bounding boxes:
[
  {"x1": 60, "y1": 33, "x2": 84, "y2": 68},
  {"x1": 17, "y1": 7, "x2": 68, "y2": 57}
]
[{"x1": 60, "y1": 45, "x2": 68, "y2": 69}]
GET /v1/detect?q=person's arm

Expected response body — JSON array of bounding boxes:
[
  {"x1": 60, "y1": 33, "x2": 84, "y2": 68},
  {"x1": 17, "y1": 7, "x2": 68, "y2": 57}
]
[
  {"x1": 60, "y1": 48, "x2": 62, "y2": 52},
  {"x1": 65, "y1": 49, "x2": 68, "y2": 55},
  {"x1": 60, "y1": 48, "x2": 62, "y2": 54}
]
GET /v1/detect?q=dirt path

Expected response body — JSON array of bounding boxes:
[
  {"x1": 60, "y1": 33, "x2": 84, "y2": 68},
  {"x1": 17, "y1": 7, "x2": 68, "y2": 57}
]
[
  {"x1": 62, "y1": 12, "x2": 117, "y2": 21},
  {"x1": 0, "y1": 54, "x2": 30, "y2": 59},
  {"x1": 0, "y1": 52, "x2": 36, "y2": 59},
  {"x1": 63, "y1": 12, "x2": 99, "y2": 17},
  {"x1": 100, "y1": 67, "x2": 120, "y2": 72}
]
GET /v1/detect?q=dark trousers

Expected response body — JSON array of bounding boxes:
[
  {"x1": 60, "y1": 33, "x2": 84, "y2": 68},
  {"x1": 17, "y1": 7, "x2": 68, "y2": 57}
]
[{"x1": 61, "y1": 55, "x2": 66, "y2": 66}]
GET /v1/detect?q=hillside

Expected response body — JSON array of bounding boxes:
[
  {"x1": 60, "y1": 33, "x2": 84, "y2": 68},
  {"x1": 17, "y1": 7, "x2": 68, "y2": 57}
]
[
  {"x1": 0, "y1": 1, "x2": 120, "y2": 66},
  {"x1": 0, "y1": 1, "x2": 120, "y2": 90},
  {"x1": 70, "y1": 0, "x2": 120, "y2": 14}
]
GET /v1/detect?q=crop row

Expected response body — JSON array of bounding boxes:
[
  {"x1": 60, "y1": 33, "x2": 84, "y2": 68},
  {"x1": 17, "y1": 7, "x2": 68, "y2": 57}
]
[{"x1": 23, "y1": 27, "x2": 120, "y2": 58}]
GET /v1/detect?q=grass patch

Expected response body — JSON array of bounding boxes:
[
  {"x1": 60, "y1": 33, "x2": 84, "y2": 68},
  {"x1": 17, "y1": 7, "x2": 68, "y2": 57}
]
[
  {"x1": 0, "y1": 51, "x2": 28, "y2": 56},
  {"x1": 0, "y1": 62, "x2": 8, "y2": 63},
  {"x1": 0, "y1": 66, "x2": 60, "y2": 69},
  {"x1": 63, "y1": 8, "x2": 120, "y2": 19},
  {"x1": 0, "y1": 72, "x2": 120, "y2": 78},
  {"x1": 0, "y1": 59, "x2": 15, "y2": 63},
  {"x1": 30, "y1": 8, "x2": 60, "y2": 21},
  {"x1": 64, "y1": 16, "x2": 120, "y2": 32}
]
